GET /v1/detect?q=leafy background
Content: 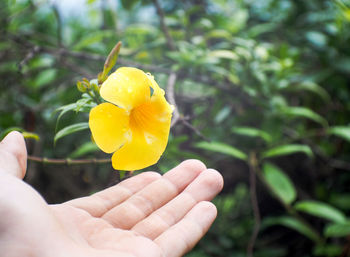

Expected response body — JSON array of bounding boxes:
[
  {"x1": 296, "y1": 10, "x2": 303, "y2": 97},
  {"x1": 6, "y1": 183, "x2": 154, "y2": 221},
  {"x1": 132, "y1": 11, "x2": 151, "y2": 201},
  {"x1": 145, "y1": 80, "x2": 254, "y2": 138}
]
[{"x1": 1, "y1": 0, "x2": 350, "y2": 256}]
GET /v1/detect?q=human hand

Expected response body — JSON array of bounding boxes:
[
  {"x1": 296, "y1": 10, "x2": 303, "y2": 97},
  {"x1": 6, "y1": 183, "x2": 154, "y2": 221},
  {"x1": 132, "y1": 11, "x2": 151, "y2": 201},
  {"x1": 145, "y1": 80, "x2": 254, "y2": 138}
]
[{"x1": 0, "y1": 132, "x2": 223, "y2": 257}]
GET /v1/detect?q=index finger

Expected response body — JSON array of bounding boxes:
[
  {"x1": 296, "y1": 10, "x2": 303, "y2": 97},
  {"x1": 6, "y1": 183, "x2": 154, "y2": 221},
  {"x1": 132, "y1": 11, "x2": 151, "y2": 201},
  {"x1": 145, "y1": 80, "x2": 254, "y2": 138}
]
[
  {"x1": 101, "y1": 159, "x2": 207, "y2": 229},
  {"x1": 64, "y1": 171, "x2": 161, "y2": 217}
]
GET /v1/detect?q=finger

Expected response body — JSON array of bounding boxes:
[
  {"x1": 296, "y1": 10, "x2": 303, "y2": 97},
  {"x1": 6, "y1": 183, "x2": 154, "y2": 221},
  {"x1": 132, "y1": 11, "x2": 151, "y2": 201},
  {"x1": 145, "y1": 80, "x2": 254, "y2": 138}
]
[
  {"x1": 101, "y1": 159, "x2": 206, "y2": 229},
  {"x1": 0, "y1": 131, "x2": 27, "y2": 178},
  {"x1": 64, "y1": 171, "x2": 161, "y2": 217},
  {"x1": 155, "y1": 201, "x2": 217, "y2": 257},
  {"x1": 131, "y1": 168, "x2": 223, "y2": 239}
]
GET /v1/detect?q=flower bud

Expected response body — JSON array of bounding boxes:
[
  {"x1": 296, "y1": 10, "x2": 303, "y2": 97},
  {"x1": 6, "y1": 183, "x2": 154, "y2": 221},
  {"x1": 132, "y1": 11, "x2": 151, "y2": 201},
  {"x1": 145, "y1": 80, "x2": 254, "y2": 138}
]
[{"x1": 76, "y1": 81, "x2": 87, "y2": 92}]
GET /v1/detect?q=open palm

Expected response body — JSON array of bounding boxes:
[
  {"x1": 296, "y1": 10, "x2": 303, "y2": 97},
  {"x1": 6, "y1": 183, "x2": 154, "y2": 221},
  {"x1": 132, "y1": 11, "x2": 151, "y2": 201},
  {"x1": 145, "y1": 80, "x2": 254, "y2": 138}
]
[{"x1": 0, "y1": 132, "x2": 223, "y2": 257}]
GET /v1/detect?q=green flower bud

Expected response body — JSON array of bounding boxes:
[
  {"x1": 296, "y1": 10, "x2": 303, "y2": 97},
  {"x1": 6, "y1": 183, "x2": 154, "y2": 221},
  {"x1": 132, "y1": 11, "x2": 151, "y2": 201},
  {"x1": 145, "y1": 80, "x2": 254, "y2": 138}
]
[{"x1": 76, "y1": 81, "x2": 87, "y2": 92}]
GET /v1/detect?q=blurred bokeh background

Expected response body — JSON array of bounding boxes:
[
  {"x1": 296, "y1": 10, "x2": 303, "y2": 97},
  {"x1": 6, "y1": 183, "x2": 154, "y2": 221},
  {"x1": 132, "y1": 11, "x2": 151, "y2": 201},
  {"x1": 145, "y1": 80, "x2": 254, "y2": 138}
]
[{"x1": 1, "y1": 0, "x2": 350, "y2": 256}]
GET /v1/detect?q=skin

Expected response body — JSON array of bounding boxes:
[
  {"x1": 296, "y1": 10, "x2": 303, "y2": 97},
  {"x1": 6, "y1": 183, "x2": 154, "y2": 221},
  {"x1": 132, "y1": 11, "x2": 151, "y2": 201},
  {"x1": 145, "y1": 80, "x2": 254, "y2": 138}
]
[{"x1": 0, "y1": 131, "x2": 223, "y2": 257}]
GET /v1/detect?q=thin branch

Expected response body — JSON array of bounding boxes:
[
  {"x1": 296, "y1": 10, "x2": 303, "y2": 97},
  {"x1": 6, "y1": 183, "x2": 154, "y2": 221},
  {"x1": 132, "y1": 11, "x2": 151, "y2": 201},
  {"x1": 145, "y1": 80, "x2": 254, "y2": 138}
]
[
  {"x1": 247, "y1": 152, "x2": 261, "y2": 257},
  {"x1": 28, "y1": 155, "x2": 111, "y2": 165},
  {"x1": 41, "y1": 46, "x2": 171, "y2": 74},
  {"x1": 166, "y1": 72, "x2": 180, "y2": 127},
  {"x1": 48, "y1": 47, "x2": 105, "y2": 62},
  {"x1": 18, "y1": 45, "x2": 40, "y2": 72},
  {"x1": 181, "y1": 118, "x2": 210, "y2": 141},
  {"x1": 329, "y1": 159, "x2": 350, "y2": 171},
  {"x1": 164, "y1": 72, "x2": 209, "y2": 140},
  {"x1": 10, "y1": 33, "x2": 244, "y2": 97},
  {"x1": 165, "y1": 71, "x2": 210, "y2": 141},
  {"x1": 152, "y1": 0, "x2": 176, "y2": 51},
  {"x1": 60, "y1": 58, "x2": 93, "y2": 79},
  {"x1": 8, "y1": 34, "x2": 170, "y2": 74}
]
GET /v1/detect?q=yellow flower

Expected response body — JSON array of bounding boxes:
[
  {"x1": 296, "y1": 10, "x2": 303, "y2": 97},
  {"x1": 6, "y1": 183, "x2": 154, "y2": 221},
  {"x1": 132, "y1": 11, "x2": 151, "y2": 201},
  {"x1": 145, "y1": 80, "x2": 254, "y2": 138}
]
[{"x1": 89, "y1": 67, "x2": 173, "y2": 170}]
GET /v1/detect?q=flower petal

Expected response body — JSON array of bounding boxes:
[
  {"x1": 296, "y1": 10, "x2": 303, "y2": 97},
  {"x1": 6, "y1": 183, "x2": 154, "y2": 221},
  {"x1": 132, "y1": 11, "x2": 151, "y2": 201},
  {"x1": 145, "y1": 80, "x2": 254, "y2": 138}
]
[
  {"x1": 111, "y1": 128, "x2": 167, "y2": 171},
  {"x1": 111, "y1": 92, "x2": 173, "y2": 170},
  {"x1": 100, "y1": 67, "x2": 151, "y2": 111},
  {"x1": 146, "y1": 72, "x2": 163, "y2": 95},
  {"x1": 148, "y1": 74, "x2": 174, "y2": 117},
  {"x1": 89, "y1": 103, "x2": 129, "y2": 154}
]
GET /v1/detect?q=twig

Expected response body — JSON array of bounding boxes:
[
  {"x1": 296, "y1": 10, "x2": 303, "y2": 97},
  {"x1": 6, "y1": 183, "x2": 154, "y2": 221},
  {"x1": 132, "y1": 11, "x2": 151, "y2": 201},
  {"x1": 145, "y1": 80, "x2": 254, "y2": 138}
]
[
  {"x1": 8, "y1": 34, "x2": 170, "y2": 74},
  {"x1": 28, "y1": 155, "x2": 111, "y2": 165},
  {"x1": 60, "y1": 58, "x2": 93, "y2": 79},
  {"x1": 41, "y1": 46, "x2": 171, "y2": 74},
  {"x1": 247, "y1": 152, "x2": 261, "y2": 257},
  {"x1": 166, "y1": 72, "x2": 180, "y2": 127},
  {"x1": 165, "y1": 71, "x2": 210, "y2": 140},
  {"x1": 18, "y1": 46, "x2": 40, "y2": 72},
  {"x1": 152, "y1": 0, "x2": 176, "y2": 50},
  {"x1": 248, "y1": 152, "x2": 323, "y2": 254},
  {"x1": 10, "y1": 33, "x2": 245, "y2": 97},
  {"x1": 181, "y1": 118, "x2": 210, "y2": 141},
  {"x1": 329, "y1": 159, "x2": 350, "y2": 171}
]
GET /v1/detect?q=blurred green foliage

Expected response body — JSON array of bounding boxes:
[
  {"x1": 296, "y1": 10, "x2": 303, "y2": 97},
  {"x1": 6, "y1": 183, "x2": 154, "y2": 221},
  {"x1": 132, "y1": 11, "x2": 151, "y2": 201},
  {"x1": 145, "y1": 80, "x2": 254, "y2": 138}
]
[{"x1": 1, "y1": 0, "x2": 350, "y2": 256}]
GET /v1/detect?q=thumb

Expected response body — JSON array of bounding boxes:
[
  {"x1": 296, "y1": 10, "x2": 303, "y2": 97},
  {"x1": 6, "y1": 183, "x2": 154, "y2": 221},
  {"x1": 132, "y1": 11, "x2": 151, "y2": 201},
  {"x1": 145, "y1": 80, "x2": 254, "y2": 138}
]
[{"x1": 0, "y1": 131, "x2": 27, "y2": 179}]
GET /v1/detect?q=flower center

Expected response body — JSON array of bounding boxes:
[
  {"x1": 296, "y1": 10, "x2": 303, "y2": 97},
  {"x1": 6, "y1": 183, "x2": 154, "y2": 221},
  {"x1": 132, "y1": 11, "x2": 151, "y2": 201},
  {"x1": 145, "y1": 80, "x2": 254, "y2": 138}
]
[{"x1": 129, "y1": 104, "x2": 150, "y2": 134}]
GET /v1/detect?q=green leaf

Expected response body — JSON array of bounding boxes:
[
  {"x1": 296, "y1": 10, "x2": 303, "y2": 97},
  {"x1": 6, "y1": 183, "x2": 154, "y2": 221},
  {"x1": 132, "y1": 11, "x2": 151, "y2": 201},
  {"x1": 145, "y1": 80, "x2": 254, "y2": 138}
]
[
  {"x1": 295, "y1": 200, "x2": 346, "y2": 223},
  {"x1": 0, "y1": 127, "x2": 24, "y2": 140},
  {"x1": 262, "y1": 144, "x2": 313, "y2": 159},
  {"x1": 282, "y1": 106, "x2": 328, "y2": 126},
  {"x1": 54, "y1": 98, "x2": 96, "y2": 132},
  {"x1": 70, "y1": 142, "x2": 100, "y2": 159},
  {"x1": 329, "y1": 193, "x2": 350, "y2": 210},
  {"x1": 328, "y1": 126, "x2": 350, "y2": 143},
  {"x1": 195, "y1": 141, "x2": 248, "y2": 161},
  {"x1": 208, "y1": 50, "x2": 239, "y2": 61},
  {"x1": 247, "y1": 23, "x2": 278, "y2": 37},
  {"x1": 232, "y1": 127, "x2": 272, "y2": 143},
  {"x1": 305, "y1": 31, "x2": 327, "y2": 48},
  {"x1": 74, "y1": 97, "x2": 96, "y2": 112},
  {"x1": 32, "y1": 69, "x2": 57, "y2": 89},
  {"x1": 297, "y1": 81, "x2": 330, "y2": 102},
  {"x1": 214, "y1": 106, "x2": 231, "y2": 124},
  {"x1": 54, "y1": 103, "x2": 78, "y2": 131},
  {"x1": 262, "y1": 216, "x2": 320, "y2": 242},
  {"x1": 324, "y1": 222, "x2": 350, "y2": 237},
  {"x1": 120, "y1": 0, "x2": 139, "y2": 10},
  {"x1": 262, "y1": 162, "x2": 297, "y2": 204},
  {"x1": 0, "y1": 128, "x2": 40, "y2": 141},
  {"x1": 334, "y1": 57, "x2": 350, "y2": 73},
  {"x1": 22, "y1": 132, "x2": 40, "y2": 141},
  {"x1": 54, "y1": 122, "x2": 89, "y2": 144},
  {"x1": 313, "y1": 244, "x2": 342, "y2": 256},
  {"x1": 205, "y1": 29, "x2": 232, "y2": 40},
  {"x1": 73, "y1": 31, "x2": 114, "y2": 51}
]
